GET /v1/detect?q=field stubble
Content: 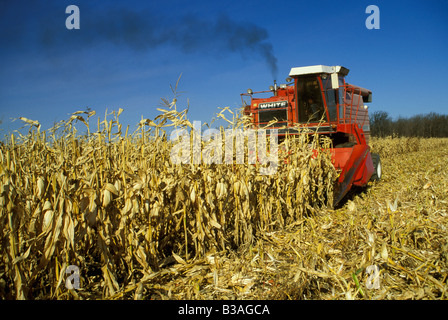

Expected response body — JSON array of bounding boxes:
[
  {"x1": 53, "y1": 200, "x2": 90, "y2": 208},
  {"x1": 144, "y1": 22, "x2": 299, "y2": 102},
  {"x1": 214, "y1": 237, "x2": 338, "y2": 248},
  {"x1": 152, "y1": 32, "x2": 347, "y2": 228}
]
[{"x1": 1, "y1": 103, "x2": 447, "y2": 300}]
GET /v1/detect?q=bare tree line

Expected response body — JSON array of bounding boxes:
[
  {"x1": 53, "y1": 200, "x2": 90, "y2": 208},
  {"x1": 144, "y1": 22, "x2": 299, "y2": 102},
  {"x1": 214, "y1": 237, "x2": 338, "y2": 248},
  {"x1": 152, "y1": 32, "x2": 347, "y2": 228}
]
[{"x1": 370, "y1": 111, "x2": 448, "y2": 138}]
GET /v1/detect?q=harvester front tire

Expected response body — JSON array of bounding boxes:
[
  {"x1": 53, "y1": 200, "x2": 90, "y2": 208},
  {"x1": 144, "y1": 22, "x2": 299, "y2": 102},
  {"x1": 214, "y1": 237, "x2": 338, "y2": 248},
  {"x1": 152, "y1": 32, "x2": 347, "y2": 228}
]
[{"x1": 371, "y1": 153, "x2": 382, "y2": 181}]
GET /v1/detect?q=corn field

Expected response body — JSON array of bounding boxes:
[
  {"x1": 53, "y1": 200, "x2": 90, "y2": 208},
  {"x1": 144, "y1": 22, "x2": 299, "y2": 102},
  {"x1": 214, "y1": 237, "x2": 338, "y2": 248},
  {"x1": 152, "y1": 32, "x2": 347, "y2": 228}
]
[
  {"x1": 1, "y1": 97, "x2": 448, "y2": 299},
  {"x1": 0, "y1": 101, "x2": 338, "y2": 299}
]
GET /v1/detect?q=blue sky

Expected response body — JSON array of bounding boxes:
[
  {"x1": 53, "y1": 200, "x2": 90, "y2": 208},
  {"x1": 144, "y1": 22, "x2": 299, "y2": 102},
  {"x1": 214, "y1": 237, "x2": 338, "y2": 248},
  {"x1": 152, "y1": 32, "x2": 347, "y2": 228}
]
[{"x1": 1, "y1": 0, "x2": 447, "y2": 135}]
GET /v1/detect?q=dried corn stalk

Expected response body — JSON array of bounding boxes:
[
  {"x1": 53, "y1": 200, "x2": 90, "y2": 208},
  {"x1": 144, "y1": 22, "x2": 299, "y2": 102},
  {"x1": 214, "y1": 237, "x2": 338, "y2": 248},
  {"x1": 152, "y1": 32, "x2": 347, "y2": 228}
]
[{"x1": 0, "y1": 95, "x2": 339, "y2": 299}]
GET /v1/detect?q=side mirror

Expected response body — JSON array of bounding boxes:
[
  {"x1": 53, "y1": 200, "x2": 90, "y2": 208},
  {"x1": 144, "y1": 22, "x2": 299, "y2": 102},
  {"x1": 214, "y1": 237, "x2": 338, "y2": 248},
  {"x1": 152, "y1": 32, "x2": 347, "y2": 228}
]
[{"x1": 363, "y1": 92, "x2": 372, "y2": 103}]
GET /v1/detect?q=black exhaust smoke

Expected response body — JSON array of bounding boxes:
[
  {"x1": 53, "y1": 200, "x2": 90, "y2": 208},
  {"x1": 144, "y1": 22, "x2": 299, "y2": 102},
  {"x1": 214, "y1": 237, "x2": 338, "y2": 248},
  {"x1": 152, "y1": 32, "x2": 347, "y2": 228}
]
[{"x1": 38, "y1": 6, "x2": 278, "y2": 79}]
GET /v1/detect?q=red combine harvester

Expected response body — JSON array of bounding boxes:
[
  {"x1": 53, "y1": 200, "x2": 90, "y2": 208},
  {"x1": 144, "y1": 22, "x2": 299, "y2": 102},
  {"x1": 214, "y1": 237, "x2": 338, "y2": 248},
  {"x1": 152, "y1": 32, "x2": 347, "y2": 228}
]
[{"x1": 241, "y1": 65, "x2": 381, "y2": 206}]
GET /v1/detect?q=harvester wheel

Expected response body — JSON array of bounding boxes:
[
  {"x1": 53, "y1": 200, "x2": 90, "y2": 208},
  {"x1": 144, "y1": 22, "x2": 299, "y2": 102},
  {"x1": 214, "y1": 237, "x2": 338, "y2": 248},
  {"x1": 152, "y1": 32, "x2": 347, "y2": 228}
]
[{"x1": 371, "y1": 153, "x2": 382, "y2": 181}]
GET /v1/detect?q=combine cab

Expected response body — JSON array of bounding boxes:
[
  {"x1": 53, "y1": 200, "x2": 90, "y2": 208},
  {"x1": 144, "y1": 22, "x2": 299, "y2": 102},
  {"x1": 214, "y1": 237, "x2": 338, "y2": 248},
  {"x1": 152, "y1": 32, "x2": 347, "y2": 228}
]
[{"x1": 241, "y1": 65, "x2": 381, "y2": 206}]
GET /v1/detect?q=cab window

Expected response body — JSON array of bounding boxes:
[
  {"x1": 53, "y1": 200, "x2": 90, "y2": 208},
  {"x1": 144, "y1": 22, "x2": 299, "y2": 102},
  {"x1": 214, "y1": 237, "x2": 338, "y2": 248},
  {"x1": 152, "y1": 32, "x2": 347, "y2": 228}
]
[
  {"x1": 320, "y1": 75, "x2": 337, "y2": 121},
  {"x1": 296, "y1": 76, "x2": 326, "y2": 123}
]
